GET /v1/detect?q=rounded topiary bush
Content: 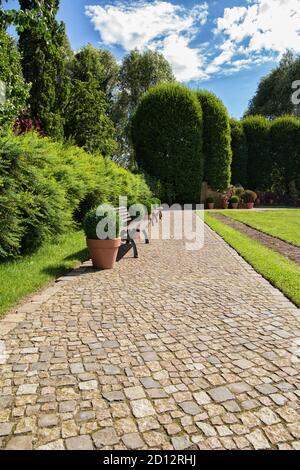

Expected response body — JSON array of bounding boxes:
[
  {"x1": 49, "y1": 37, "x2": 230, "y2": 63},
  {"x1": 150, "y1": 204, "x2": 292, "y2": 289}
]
[
  {"x1": 131, "y1": 83, "x2": 203, "y2": 204},
  {"x1": 83, "y1": 206, "x2": 121, "y2": 240},
  {"x1": 195, "y1": 90, "x2": 232, "y2": 191},
  {"x1": 270, "y1": 116, "x2": 300, "y2": 194},
  {"x1": 230, "y1": 118, "x2": 248, "y2": 187},
  {"x1": 242, "y1": 116, "x2": 271, "y2": 191}
]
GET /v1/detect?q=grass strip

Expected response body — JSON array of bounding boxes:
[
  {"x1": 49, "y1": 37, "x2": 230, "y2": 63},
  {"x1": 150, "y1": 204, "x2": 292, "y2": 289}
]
[
  {"x1": 0, "y1": 231, "x2": 88, "y2": 316},
  {"x1": 205, "y1": 213, "x2": 300, "y2": 307},
  {"x1": 216, "y1": 210, "x2": 300, "y2": 247}
]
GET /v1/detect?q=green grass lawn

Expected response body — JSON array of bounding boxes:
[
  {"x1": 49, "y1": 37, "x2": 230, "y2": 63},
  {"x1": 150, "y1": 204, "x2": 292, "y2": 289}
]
[
  {"x1": 205, "y1": 213, "x2": 300, "y2": 307},
  {"x1": 0, "y1": 231, "x2": 88, "y2": 316},
  {"x1": 217, "y1": 209, "x2": 300, "y2": 247}
]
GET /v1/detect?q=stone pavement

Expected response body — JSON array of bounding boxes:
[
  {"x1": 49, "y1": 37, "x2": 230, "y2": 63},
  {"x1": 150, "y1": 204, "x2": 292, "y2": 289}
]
[{"x1": 0, "y1": 214, "x2": 299, "y2": 450}]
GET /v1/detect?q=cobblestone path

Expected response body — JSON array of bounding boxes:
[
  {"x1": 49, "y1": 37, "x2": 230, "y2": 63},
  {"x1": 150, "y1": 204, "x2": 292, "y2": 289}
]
[{"x1": 0, "y1": 216, "x2": 299, "y2": 450}]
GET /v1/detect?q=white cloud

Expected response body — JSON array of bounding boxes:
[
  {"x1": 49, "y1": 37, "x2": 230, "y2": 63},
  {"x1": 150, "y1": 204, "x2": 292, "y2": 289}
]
[
  {"x1": 85, "y1": 1, "x2": 209, "y2": 81},
  {"x1": 156, "y1": 34, "x2": 207, "y2": 81},
  {"x1": 216, "y1": 0, "x2": 300, "y2": 59},
  {"x1": 85, "y1": 0, "x2": 300, "y2": 82}
]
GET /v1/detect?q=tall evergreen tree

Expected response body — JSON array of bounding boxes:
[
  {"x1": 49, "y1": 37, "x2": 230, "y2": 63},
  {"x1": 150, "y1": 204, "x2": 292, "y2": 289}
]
[{"x1": 18, "y1": 0, "x2": 71, "y2": 139}]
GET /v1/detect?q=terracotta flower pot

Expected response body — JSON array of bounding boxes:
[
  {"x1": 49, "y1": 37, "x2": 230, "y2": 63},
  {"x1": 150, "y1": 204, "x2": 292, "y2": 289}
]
[
  {"x1": 246, "y1": 202, "x2": 254, "y2": 209},
  {"x1": 208, "y1": 203, "x2": 215, "y2": 209},
  {"x1": 87, "y1": 238, "x2": 121, "y2": 270},
  {"x1": 231, "y1": 203, "x2": 238, "y2": 209}
]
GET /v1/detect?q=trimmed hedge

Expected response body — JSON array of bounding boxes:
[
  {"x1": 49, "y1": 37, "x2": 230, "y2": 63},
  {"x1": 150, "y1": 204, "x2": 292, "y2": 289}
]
[
  {"x1": 195, "y1": 90, "x2": 232, "y2": 191},
  {"x1": 0, "y1": 132, "x2": 152, "y2": 259},
  {"x1": 270, "y1": 116, "x2": 300, "y2": 193},
  {"x1": 230, "y1": 118, "x2": 248, "y2": 187},
  {"x1": 131, "y1": 83, "x2": 203, "y2": 203},
  {"x1": 242, "y1": 116, "x2": 271, "y2": 191}
]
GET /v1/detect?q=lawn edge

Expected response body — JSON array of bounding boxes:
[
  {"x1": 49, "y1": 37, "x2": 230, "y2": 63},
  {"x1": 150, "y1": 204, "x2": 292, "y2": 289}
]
[
  {"x1": 204, "y1": 213, "x2": 300, "y2": 308},
  {"x1": 0, "y1": 231, "x2": 89, "y2": 317},
  {"x1": 213, "y1": 210, "x2": 300, "y2": 248}
]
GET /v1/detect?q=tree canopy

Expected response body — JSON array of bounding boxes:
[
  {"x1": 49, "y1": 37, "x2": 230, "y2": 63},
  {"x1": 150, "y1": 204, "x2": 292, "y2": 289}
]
[
  {"x1": 18, "y1": 0, "x2": 71, "y2": 139},
  {"x1": 246, "y1": 51, "x2": 300, "y2": 119},
  {"x1": 65, "y1": 44, "x2": 118, "y2": 156},
  {"x1": 64, "y1": 79, "x2": 117, "y2": 156},
  {"x1": 71, "y1": 44, "x2": 119, "y2": 99},
  {"x1": 0, "y1": 29, "x2": 30, "y2": 133},
  {"x1": 112, "y1": 49, "x2": 175, "y2": 165}
]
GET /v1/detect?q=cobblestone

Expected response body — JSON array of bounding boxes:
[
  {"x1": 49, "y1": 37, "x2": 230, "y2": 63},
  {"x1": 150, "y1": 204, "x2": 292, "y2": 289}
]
[{"x1": 0, "y1": 215, "x2": 299, "y2": 450}]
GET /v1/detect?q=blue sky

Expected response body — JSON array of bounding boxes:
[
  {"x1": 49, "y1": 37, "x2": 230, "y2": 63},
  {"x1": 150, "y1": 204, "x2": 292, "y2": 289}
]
[{"x1": 6, "y1": 0, "x2": 300, "y2": 117}]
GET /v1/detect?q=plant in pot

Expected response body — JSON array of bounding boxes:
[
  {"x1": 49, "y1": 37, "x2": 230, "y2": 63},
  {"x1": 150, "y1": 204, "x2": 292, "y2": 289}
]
[
  {"x1": 220, "y1": 195, "x2": 229, "y2": 209},
  {"x1": 230, "y1": 195, "x2": 240, "y2": 209},
  {"x1": 220, "y1": 187, "x2": 234, "y2": 209},
  {"x1": 206, "y1": 196, "x2": 215, "y2": 210},
  {"x1": 84, "y1": 206, "x2": 121, "y2": 270},
  {"x1": 242, "y1": 190, "x2": 257, "y2": 209}
]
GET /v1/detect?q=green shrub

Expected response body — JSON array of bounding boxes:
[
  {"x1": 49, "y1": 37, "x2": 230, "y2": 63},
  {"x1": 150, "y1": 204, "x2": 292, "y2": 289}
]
[
  {"x1": 195, "y1": 90, "x2": 232, "y2": 191},
  {"x1": 0, "y1": 132, "x2": 152, "y2": 259},
  {"x1": 242, "y1": 190, "x2": 258, "y2": 203},
  {"x1": 270, "y1": 116, "x2": 300, "y2": 194},
  {"x1": 242, "y1": 116, "x2": 271, "y2": 190},
  {"x1": 131, "y1": 197, "x2": 161, "y2": 214},
  {"x1": 128, "y1": 197, "x2": 161, "y2": 220},
  {"x1": 0, "y1": 30, "x2": 30, "y2": 133},
  {"x1": 132, "y1": 83, "x2": 203, "y2": 204},
  {"x1": 83, "y1": 206, "x2": 121, "y2": 240},
  {"x1": 206, "y1": 196, "x2": 215, "y2": 204},
  {"x1": 230, "y1": 118, "x2": 248, "y2": 187},
  {"x1": 234, "y1": 186, "x2": 245, "y2": 199},
  {"x1": 230, "y1": 196, "x2": 239, "y2": 204},
  {"x1": 0, "y1": 134, "x2": 73, "y2": 257}
]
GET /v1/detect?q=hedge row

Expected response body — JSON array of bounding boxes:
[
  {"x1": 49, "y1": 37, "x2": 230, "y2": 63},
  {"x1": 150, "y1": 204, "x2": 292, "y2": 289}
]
[
  {"x1": 242, "y1": 116, "x2": 271, "y2": 191},
  {"x1": 196, "y1": 91, "x2": 232, "y2": 191},
  {"x1": 131, "y1": 85, "x2": 232, "y2": 202},
  {"x1": 230, "y1": 118, "x2": 247, "y2": 187},
  {"x1": 270, "y1": 116, "x2": 300, "y2": 193},
  {"x1": 0, "y1": 132, "x2": 152, "y2": 259},
  {"x1": 132, "y1": 83, "x2": 204, "y2": 203},
  {"x1": 230, "y1": 115, "x2": 300, "y2": 194}
]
